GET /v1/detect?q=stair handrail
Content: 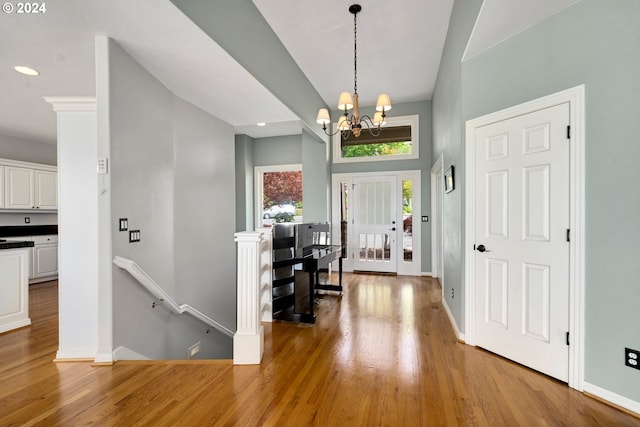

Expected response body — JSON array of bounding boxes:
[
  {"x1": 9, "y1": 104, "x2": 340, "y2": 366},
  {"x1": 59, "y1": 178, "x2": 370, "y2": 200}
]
[{"x1": 112, "y1": 256, "x2": 234, "y2": 338}]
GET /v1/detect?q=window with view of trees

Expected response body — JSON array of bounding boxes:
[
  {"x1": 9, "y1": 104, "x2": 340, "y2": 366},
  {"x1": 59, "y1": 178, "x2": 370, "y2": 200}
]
[
  {"x1": 256, "y1": 166, "x2": 303, "y2": 227},
  {"x1": 333, "y1": 115, "x2": 418, "y2": 163}
]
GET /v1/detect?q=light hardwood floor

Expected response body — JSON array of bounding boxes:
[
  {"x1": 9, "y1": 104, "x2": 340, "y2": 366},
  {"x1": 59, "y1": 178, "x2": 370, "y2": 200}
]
[{"x1": 1, "y1": 276, "x2": 639, "y2": 426}]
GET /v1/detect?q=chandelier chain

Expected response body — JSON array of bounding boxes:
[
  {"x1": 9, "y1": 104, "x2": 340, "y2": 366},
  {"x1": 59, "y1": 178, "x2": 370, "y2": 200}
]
[{"x1": 353, "y1": 9, "x2": 357, "y2": 95}]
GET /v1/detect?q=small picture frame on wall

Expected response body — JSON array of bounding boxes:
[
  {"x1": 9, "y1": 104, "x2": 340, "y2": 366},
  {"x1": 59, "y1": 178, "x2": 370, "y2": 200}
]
[{"x1": 444, "y1": 166, "x2": 455, "y2": 193}]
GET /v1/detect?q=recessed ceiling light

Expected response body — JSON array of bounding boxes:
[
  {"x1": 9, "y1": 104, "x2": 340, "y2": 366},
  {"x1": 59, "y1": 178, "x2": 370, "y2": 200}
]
[
  {"x1": 257, "y1": 122, "x2": 266, "y2": 127},
  {"x1": 14, "y1": 66, "x2": 39, "y2": 76}
]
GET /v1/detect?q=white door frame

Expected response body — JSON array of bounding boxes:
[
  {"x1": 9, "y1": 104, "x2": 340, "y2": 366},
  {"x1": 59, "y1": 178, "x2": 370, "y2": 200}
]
[
  {"x1": 430, "y1": 154, "x2": 444, "y2": 288},
  {"x1": 464, "y1": 85, "x2": 585, "y2": 391},
  {"x1": 331, "y1": 170, "x2": 421, "y2": 276}
]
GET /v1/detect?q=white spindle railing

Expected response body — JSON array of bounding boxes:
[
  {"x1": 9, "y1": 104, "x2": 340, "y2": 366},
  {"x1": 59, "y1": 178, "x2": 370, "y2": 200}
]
[{"x1": 233, "y1": 229, "x2": 272, "y2": 364}]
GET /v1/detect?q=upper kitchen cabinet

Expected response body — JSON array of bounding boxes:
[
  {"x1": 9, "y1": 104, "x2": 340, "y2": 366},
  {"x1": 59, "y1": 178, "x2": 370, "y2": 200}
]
[
  {"x1": 34, "y1": 170, "x2": 57, "y2": 210},
  {"x1": 1, "y1": 159, "x2": 57, "y2": 211}
]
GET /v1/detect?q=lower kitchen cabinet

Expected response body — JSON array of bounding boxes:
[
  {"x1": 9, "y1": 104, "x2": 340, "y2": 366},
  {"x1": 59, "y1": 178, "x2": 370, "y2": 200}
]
[{"x1": 32, "y1": 235, "x2": 58, "y2": 280}]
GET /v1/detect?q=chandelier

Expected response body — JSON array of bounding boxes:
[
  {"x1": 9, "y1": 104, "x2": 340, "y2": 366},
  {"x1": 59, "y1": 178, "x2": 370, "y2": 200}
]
[{"x1": 316, "y1": 4, "x2": 392, "y2": 139}]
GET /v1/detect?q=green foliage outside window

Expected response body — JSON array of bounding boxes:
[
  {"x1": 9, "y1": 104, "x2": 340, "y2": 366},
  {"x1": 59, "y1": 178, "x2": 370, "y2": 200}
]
[{"x1": 342, "y1": 141, "x2": 412, "y2": 158}]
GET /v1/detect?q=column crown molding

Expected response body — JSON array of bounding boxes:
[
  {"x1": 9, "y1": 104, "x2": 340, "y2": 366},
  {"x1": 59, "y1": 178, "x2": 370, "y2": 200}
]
[{"x1": 43, "y1": 96, "x2": 96, "y2": 112}]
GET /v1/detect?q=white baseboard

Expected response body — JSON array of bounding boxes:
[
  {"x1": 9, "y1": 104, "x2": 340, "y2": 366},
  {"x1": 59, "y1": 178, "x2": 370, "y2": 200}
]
[
  {"x1": 583, "y1": 381, "x2": 640, "y2": 417},
  {"x1": 55, "y1": 347, "x2": 97, "y2": 360},
  {"x1": 441, "y1": 295, "x2": 465, "y2": 342},
  {"x1": 421, "y1": 271, "x2": 432, "y2": 277},
  {"x1": 0, "y1": 318, "x2": 31, "y2": 334}
]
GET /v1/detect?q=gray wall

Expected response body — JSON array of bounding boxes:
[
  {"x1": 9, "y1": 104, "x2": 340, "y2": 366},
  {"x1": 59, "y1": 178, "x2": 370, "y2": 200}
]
[
  {"x1": 107, "y1": 39, "x2": 234, "y2": 359},
  {"x1": 236, "y1": 132, "x2": 331, "y2": 228},
  {"x1": 331, "y1": 100, "x2": 433, "y2": 273},
  {"x1": 433, "y1": 0, "x2": 640, "y2": 404},
  {"x1": 253, "y1": 134, "x2": 301, "y2": 167},
  {"x1": 235, "y1": 134, "x2": 254, "y2": 232},
  {"x1": 0, "y1": 133, "x2": 57, "y2": 165},
  {"x1": 302, "y1": 129, "x2": 329, "y2": 223},
  {"x1": 431, "y1": 0, "x2": 483, "y2": 332}
]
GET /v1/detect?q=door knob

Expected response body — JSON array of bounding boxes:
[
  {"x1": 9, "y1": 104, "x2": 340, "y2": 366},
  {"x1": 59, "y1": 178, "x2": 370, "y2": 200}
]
[
  {"x1": 390, "y1": 227, "x2": 396, "y2": 231},
  {"x1": 476, "y1": 244, "x2": 488, "y2": 252}
]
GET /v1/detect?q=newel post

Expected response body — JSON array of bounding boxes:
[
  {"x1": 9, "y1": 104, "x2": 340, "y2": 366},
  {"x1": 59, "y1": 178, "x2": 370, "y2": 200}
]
[{"x1": 233, "y1": 231, "x2": 269, "y2": 364}]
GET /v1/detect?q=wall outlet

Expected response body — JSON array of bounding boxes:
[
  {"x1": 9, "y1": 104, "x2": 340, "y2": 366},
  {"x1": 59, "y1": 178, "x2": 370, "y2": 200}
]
[
  {"x1": 24, "y1": 217, "x2": 30, "y2": 224},
  {"x1": 625, "y1": 348, "x2": 640, "y2": 370},
  {"x1": 188, "y1": 342, "x2": 201, "y2": 359},
  {"x1": 422, "y1": 215, "x2": 429, "y2": 222}
]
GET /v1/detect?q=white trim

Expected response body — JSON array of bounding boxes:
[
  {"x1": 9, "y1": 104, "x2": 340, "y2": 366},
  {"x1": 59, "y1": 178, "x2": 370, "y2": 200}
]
[
  {"x1": 0, "y1": 318, "x2": 31, "y2": 334},
  {"x1": 583, "y1": 382, "x2": 640, "y2": 417},
  {"x1": 332, "y1": 114, "x2": 419, "y2": 164},
  {"x1": 254, "y1": 163, "x2": 302, "y2": 230},
  {"x1": 43, "y1": 96, "x2": 97, "y2": 112},
  {"x1": 55, "y1": 348, "x2": 97, "y2": 360},
  {"x1": 441, "y1": 296, "x2": 465, "y2": 342},
  {"x1": 464, "y1": 85, "x2": 586, "y2": 391},
  {"x1": 0, "y1": 157, "x2": 57, "y2": 172},
  {"x1": 421, "y1": 272, "x2": 432, "y2": 277}
]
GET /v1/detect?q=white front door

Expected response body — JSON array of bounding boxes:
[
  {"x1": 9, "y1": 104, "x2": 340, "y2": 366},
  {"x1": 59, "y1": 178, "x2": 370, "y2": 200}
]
[
  {"x1": 352, "y1": 175, "x2": 397, "y2": 273},
  {"x1": 474, "y1": 102, "x2": 570, "y2": 382}
]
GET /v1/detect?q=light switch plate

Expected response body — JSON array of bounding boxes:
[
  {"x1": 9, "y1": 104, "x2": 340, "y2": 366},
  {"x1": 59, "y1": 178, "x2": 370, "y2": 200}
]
[
  {"x1": 97, "y1": 157, "x2": 109, "y2": 174},
  {"x1": 119, "y1": 218, "x2": 128, "y2": 231},
  {"x1": 129, "y1": 230, "x2": 140, "y2": 243}
]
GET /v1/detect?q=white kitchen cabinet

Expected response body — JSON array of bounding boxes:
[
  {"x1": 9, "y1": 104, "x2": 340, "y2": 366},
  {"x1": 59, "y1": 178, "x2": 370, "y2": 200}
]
[
  {"x1": 1, "y1": 159, "x2": 57, "y2": 211},
  {"x1": 34, "y1": 170, "x2": 58, "y2": 210},
  {"x1": 32, "y1": 235, "x2": 58, "y2": 279},
  {"x1": 0, "y1": 248, "x2": 31, "y2": 334},
  {"x1": 5, "y1": 166, "x2": 34, "y2": 209}
]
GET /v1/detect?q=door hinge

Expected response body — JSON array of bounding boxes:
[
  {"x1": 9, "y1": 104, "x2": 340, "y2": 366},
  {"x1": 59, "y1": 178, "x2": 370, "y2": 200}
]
[
  {"x1": 566, "y1": 229, "x2": 571, "y2": 242},
  {"x1": 567, "y1": 125, "x2": 571, "y2": 139},
  {"x1": 566, "y1": 332, "x2": 570, "y2": 346}
]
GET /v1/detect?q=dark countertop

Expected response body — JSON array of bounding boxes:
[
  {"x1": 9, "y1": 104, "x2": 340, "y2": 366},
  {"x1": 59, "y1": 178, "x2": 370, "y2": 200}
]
[
  {"x1": 0, "y1": 240, "x2": 35, "y2": 250},
  {"x1": 0, "y1": 225, "x2": 58, "y2": 238}
]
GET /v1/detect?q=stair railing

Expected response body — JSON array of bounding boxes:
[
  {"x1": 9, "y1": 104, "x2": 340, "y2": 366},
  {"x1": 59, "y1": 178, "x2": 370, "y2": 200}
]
[{"x1": 113, "y1": 256, "x2": 234, "y2": 338}]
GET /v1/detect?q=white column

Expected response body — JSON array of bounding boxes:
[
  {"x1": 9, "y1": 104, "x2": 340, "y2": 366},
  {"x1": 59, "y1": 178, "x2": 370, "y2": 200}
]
[
  {"x1": 44, "y1": 97, "x2": 104, "y2": 361},
  {"x1": 234, "y1": 231, "x2": 265, "y2": 364}
]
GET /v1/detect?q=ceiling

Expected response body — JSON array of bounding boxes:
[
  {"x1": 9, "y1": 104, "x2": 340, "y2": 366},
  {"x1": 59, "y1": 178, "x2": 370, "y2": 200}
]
[{"x1": 0, "y1": 0, "x2": 580, "y2": 146}]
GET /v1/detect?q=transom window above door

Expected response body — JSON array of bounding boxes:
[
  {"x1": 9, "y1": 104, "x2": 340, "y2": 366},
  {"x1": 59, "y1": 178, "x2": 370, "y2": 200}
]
[{"x1": 333, "y1": 115, "x2": 419, "y2": 164}]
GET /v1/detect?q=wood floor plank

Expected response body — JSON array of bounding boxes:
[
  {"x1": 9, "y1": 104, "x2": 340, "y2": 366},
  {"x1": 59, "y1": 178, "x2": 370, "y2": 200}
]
[{"x1": 0, "y1": 276, "x2": 639, "y2": 426}]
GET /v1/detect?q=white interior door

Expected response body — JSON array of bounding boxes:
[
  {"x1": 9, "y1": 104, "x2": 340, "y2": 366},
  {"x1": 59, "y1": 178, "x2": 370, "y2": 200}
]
[
  {"x1": 474, "y1": 102, "x2": 570, "y2": 382},
  {"x1": 352, "y1": 175, "x2": 397, "y2": 273}
]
